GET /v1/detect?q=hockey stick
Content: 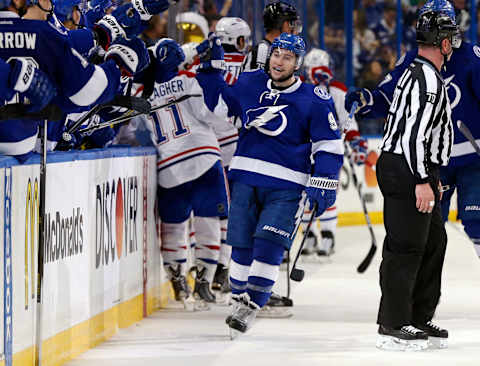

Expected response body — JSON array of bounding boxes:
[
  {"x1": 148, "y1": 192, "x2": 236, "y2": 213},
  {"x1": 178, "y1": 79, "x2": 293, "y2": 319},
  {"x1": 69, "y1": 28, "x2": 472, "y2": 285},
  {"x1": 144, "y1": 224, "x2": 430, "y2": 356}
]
[
  {"x1": 76, "y1": 93, "x2": 201, "y2": 136},
  {"x1": 344, "y1": 102, "x2": 377, "y2": 273},
  {"x1": 457, "y1": 120, "x2": 480, "y2": 157},
  {"x1": 0, "y1": 104, "x2": 63, "y2": 121},
  {"x1": 60, "y1": 95, "x2": 151, "y2": 141},
  {"x1": 35, "y1": 119, "x2": 47, "y2": 365},
  {"x1": 290, "y1": 202, "x2": 318, "y2": 282}
]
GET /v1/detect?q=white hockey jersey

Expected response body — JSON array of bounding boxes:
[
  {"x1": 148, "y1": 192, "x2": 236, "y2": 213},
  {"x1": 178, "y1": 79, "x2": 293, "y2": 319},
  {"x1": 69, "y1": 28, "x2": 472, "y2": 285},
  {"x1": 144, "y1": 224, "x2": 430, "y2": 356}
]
[
  {"x1": 327, "y1": 80, "x2": 359, "y2": 133},
  {"x1": 143, "y1": 71, "x2": 231, "y2": 189}
]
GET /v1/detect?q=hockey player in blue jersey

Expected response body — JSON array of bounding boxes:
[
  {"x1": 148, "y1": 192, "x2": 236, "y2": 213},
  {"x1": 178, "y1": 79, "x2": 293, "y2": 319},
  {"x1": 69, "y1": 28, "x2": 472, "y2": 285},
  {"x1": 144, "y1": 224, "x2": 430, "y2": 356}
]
[
  {"x1": 346, "y1": 0, "x2": 480, "y2": 259},
  {"x1": 197, "y1": 33, "x2": 344, "y2": 336},
  {"x1": 0, "y1": 0, "x2": 149, "y2": 160}
]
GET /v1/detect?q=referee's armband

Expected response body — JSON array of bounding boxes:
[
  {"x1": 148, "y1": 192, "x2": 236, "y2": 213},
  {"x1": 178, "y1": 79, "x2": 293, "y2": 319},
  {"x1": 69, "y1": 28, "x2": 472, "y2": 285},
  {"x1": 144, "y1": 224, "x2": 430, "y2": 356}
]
[{"x1": 308, "y1": 177, "x2": 338, "y2": 190}]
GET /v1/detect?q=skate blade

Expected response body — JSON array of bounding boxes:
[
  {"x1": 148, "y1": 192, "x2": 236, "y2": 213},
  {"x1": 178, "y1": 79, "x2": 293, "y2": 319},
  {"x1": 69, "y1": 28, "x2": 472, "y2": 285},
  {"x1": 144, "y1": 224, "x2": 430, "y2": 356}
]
[
  {"x1": 428, "y1": 337, "x2": 448, "y2": 349},
  {"x1": 376, "y1": 335, "x2": 428, "y2": 352},
  {"x1": 257, "y1": 306, "x2": 293, "y2": 319},
  {"x1": 215, "y1": 292, "x2": 231, "y2": 306},
  {"x1": 229, "y1": 327, "x2": 241, "y2": 340},
  {"x1": 193, "y1": 299, "x2": 211, "y2": 311},
  {"x1": 182, "y1": 297, "x2": 195, "y2": 311}
]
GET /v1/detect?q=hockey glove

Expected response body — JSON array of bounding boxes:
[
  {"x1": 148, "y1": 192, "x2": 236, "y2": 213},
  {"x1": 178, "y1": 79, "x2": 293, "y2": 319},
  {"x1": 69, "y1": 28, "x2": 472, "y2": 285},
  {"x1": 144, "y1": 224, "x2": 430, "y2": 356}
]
[
  {"x1": 94, "y1": 3, "x2": 143, "y2": 49},
  {"x1": 84, "y1": 0, "x2": 112, "y2": 29},
  {"x1": 305, "y1": 176, "x2": 338, "y2": 217},
  {"x1": 345, "y1": 130, "x2": 368, "y2": 165},
  {"x1": 105, "y1": 37, "x2": 150, "y2": 77},
  {"x1": 131, "y1": 0, "x2": 174, "y2": 21},
  {"x1": 344, "y1": 87, "x2": 372, "y2": 115},
  {"x1": 151, "y1": 38, "x2": 185, "y2": 83},
  {"x1": 197, "y1": 33, "x2": 226, "y2": 72},
  {"x1": 7, "y1": 59, "x2": 57, "y2": 113}
]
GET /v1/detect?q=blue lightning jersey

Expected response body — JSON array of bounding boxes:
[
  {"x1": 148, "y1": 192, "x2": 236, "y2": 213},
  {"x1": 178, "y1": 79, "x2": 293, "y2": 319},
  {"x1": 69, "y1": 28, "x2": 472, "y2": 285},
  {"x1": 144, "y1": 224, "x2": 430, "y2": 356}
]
[
  {"x1": 199, "y1": 69, "x2": 344, "y2": 190},
  {"x1": 364, "y1": 41, "x2": 480, "y2": 167},
  {"x1": 0, "y1": 12, "x2": 121, "y2": 159}
]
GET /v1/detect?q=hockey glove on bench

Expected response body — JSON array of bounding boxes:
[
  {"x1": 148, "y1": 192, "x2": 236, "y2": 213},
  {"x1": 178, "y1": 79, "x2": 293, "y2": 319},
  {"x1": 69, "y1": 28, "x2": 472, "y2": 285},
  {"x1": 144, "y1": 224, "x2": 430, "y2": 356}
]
[
  {"x1": 105, "y1": 37, "x2": 150, "y2": 77},
  {"x1": 2, "y1": 58, "x2": 57, "y2": 113}
]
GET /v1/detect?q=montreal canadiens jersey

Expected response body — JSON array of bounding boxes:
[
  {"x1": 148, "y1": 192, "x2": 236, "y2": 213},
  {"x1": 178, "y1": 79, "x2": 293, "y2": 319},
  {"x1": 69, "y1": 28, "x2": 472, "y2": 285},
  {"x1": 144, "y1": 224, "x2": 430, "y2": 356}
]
[
  {"x1": 365, "y1": 42, "x2": 480, "y2": 167},
  {"x1": 202, "y1": 69, "x2": 344, "y2": 190},
  {"x1": 0, "y1": 12, "x2": 120, "y2": 159},
  {"x1": 328, "y1": 80, "x2": 359, "y2": 132},
  {"x1": 141, "y1": 72, "x2": 231, "y2": 188},
  {"x1": 213, "y1": 51, "x2": 245, "y2": 166}
]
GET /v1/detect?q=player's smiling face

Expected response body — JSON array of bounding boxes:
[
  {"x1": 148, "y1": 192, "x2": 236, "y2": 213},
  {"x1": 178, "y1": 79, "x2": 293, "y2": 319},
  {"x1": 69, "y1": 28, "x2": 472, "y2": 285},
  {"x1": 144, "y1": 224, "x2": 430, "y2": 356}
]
[{"x1": 270, "y1": 48, "x2": 297, "y2": 81}]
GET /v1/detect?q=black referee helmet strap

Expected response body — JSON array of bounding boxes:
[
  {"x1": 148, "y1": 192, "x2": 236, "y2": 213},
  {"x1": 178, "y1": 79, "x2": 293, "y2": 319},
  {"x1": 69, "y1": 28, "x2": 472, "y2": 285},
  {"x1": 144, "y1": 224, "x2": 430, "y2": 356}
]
[
  {"x1": 263, "y1": 1, "x2": 299, "y2": 32},
  {"x1": 416, "y1": 10, "x2": 458, "y2": 47}
]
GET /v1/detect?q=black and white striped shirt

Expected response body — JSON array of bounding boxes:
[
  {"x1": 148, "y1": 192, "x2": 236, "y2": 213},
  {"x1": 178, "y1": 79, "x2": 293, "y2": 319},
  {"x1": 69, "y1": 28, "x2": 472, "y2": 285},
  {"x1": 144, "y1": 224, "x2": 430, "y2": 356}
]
[{"x1": 381, "y1": 56, "x2": 453, "y2": 183}]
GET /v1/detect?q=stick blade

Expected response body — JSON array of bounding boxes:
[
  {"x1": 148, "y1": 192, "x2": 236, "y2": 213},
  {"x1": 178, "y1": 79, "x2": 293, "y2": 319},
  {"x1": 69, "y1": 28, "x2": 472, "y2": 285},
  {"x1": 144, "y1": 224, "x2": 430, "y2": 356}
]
[
  {"x1": 290, "y1": 268, "x2": 305, "y2": 282},
  {"x1": 357, "y1": 244, "x2": 377, "y2": 273}
]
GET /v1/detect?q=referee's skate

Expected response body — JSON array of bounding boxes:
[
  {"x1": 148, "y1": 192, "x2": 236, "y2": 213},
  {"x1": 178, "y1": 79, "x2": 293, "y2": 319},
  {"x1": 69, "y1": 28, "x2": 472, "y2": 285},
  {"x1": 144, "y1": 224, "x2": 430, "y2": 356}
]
[{"x1": 64, "y1": 224, "x2": 480, "y2": 366}]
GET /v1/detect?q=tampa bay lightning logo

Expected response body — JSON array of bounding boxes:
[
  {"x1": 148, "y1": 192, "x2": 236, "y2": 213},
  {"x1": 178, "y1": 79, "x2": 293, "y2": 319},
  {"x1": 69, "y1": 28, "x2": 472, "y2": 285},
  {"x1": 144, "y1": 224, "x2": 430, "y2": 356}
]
[
  {"x1": 314, "y1": 86, "x2": 331, "y2": 100},
  {"x1": 245, "y1": 105, "x2": 288, "y2": 136},
  {"x1": 444, "y1": 74, "x2": 461, "y2": 110}
]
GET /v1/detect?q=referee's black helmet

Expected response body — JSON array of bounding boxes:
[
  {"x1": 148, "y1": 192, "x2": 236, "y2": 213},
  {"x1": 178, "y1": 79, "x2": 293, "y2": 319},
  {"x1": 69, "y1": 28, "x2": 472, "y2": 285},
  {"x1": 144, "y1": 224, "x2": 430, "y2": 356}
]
[
  {"x1": 416, "y1": 10, "x2": 458, "y2": 47},
  {"x1": 263, "y1": 1, "x2": 300, "y2": 33}
]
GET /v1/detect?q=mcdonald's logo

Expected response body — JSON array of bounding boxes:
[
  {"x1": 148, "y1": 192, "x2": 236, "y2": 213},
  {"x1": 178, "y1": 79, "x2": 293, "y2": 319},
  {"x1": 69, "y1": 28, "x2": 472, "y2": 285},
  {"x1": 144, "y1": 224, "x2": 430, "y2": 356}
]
[{"x1": 24, "y1": 178, "x2": 38, "y2": 310}]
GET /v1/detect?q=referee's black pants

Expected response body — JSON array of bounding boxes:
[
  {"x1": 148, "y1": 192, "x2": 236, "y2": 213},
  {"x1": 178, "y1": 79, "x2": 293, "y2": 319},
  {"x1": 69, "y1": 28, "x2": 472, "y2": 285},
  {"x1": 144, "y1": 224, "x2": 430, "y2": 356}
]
[{"x1": 376, "y1": 152, "x2": 447, "y2": 328}]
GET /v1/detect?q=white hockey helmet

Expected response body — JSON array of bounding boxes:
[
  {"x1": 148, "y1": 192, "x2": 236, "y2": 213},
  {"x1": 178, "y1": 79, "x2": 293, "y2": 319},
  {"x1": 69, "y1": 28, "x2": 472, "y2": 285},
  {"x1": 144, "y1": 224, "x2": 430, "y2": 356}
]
[
  {"x1": 303, "y1": 48, "x2": 334, "y2": 85},
  {"x1": 215, "y1": 17, "x2": 252, "y2": 53},
  {"x1": 176, "y1": 12, "x2": 209, "y2": 43}
]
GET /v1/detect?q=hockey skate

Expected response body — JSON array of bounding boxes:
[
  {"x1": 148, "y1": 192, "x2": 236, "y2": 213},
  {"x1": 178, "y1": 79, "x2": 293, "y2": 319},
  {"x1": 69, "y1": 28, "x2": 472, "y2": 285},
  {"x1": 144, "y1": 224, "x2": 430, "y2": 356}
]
[
  {"x1": 212, "y1": 264, "x2": 231, "y2": 305},
  {"x1": 225, "y1": 293, "x2": 244, "y2": 325},
  {"x1": 301, "y1": 231, "x2": 318, "y2": 256},
  {"x1": 257, "y1": 292, "x2": 293, "y2": 318},
  {"x1": 227, "y1": 294, "x2": 260, "y2": 340},
  {"x1": 193, "y1": 266, "x2": 216, "y2": 311},
  {"x1": 317, "y1": 230, "x2": 335, "y2": 257},
  {"x1": 413, "y1": 321, "x2": 448, "y2": 349},
  {"x1": 167, "y1": 265, "x2": 193, "y2": 311},
  {"x1": 376, "y1": 325, "x2": 429, "y2": 351}
]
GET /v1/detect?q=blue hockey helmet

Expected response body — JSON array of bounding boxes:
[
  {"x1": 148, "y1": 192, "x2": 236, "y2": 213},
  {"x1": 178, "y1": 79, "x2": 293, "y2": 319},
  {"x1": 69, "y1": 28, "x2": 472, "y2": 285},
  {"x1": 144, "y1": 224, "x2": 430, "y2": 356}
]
[
  {"x1": 54, "y1": 0, "x2": 81, "y2": 22},
  {"x1": 270, "y1": 32, "x2": 306, "y2": 69},
  {"x1": 419, "y1": 0, "x2": 456, "y2": 23}
]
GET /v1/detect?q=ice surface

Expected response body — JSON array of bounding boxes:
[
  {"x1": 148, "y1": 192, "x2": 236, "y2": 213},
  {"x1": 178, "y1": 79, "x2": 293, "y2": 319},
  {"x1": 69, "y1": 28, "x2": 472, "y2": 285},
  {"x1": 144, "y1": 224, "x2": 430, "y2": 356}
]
[{"x1": 66, "y1": 223, "x2": 480, "y2": 366}]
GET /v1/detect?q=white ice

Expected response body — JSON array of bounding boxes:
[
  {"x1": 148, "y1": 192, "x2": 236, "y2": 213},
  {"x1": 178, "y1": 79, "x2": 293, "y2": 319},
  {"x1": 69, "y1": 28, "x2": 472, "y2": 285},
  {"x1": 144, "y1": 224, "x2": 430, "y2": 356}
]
[{"x1": 66, "y1": 223, "x2": 480, "y2": 366}]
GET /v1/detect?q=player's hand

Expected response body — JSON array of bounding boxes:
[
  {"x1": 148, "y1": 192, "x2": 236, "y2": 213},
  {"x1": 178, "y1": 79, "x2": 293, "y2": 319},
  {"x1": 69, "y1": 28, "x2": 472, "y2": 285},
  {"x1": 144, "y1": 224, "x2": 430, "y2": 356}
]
[
  {"x1": 415, "y1": 183, "x2": 435, "y2": 214},
  {"x1": 152, "y1": 38, "x2": 185, "y2": 83},
  {"x1": 105, "y1": 37, "x2": 150, "y2": 77},
  {"x1": 95, "y1": 3, "x2": 142, "y2": 48},
  {"x1": 345, "y1": 130, "x2": 368, "y2": 165},
  {"x1": 8, "y1": 58, "x2": 57, "y2": 113},
  {"x1": 132, "y1": 0, "x2": 172, "y2": 20},
  {"x1": 197, "y1": 33, "x2": 226, "y2": 72},
  {"x1": 345, "y1": 87, "x2": 372, "y2": 114},
  {"x1": 305, "y1": 176, "x2": 338, "y2": 217}
]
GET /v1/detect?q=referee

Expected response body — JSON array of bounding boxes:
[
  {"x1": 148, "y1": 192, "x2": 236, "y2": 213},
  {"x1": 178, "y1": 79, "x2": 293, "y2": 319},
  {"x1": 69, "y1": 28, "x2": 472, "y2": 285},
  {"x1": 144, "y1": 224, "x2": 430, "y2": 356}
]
[{"x1": 376, "y1": 10, "x2": 456, "y2": 350}]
